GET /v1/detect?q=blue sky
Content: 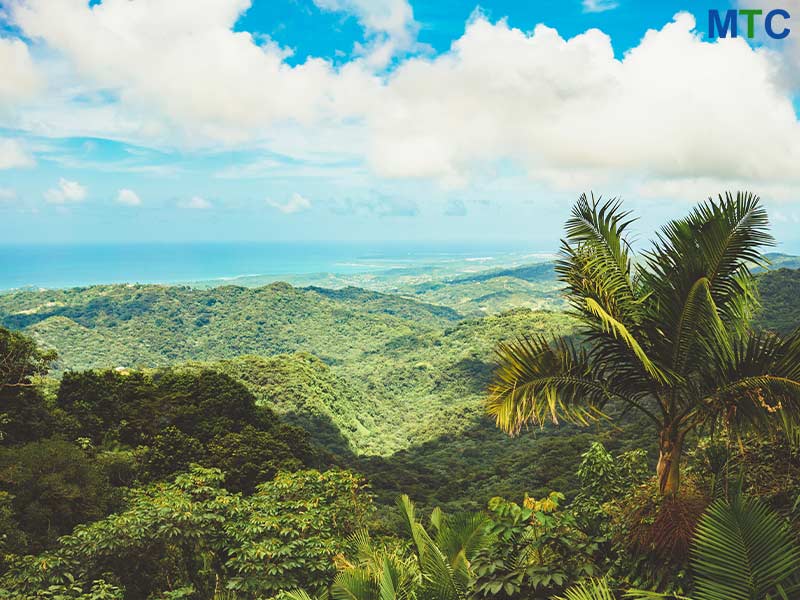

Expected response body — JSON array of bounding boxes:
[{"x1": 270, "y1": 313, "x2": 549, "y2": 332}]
[{"x1": 2, "y1": 0, "x2": 800, "y2": 250}]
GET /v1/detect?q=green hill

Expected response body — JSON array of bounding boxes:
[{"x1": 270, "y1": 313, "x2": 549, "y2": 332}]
[
  {"x1": 0, "y1": 282, "x2": 577, "y2": 456},
  {"x1": 755, "y1": 267, "x2": 800, "y2": 334},
  {"x1": 0, "y1": 282, "x2": 460, "y2": 372},
  {"x1": 403, "y1": 261, "x2": 566, "y2": 316}
]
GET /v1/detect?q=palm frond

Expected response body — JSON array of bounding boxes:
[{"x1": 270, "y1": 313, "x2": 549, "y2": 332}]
[
  {"x1": 553, "y1": 577, "x2": 617, "y2": 600},
  {"x1": 669, "y1": 276, "x2": 732, "y2": 376},
  {"x1": 690, "y1": 495, "x2": 800, "y2": 600},
  {"x1": 644, "y1": 192, "x2": 771, "y2": 341},
  {"x1": 283, "y1": 592, "x2": 324, "y2": 600},
  {"x1": 487, "y1": 335, "x2": 614, "y2": 433},
  {"x1": 558, "y1": 193, "x2": 638, "y2": 310},
  {"x1": 331, "y1": 568, "x2": 378, "y2": 600},
  {"x1": 706, "y1": 328, "x2": 800, "y2": 432},
  {"x1": 585, "y1": 297, "x2": 666, "y2": 382}
]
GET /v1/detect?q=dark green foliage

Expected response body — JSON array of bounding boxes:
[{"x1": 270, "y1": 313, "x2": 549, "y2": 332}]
[
  {"x1": 0, "y1": 327, "x2": 56, "y2": 444},
  {"x1": 0, "y1": 439, "x2": 113, "y2": 552},
  {"x1": 690, "y1": 495, "x2": 800, "y2": 600},
  {"x1": 755, "y1": 267, "x2": 800, "y2": 334},
  {"x1": 55, "y1": 367, "x2": 313, "y2": 491},
  {"x1": 473, "y1": 493, "x2": 600, "y2": 598},
  {"x1": 207, "y1": 425, "x2": 306, "y2": 494},
  {"x1": 137, "y1": 425, "x2": 205, "y2": 481},
  {"x1": 0, "y1": 326, "x2": 56, "y2": 389},
  {"x1": 0, "y1": 467, "x2": 371, "y2": 600}
]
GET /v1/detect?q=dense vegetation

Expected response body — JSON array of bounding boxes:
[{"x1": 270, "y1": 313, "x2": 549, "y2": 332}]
[
  {"x1": 0, "y1": 192, "x2": 799, "y2": 598},
  {"x1": 755, "y1": 267, "x2": 800, "y2": 335},
  {"x1": 489, "y1": 193, "x2": 800, "y2": 495}
]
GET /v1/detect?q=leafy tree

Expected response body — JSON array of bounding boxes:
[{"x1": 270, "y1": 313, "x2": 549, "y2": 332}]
[
  {"x1": 0, "y1": 326, "x2": 56, "y2": 390},
  {"x1": 207, "y1": 425, "x2": 308, "y2": 494},
  {"x1": 0, "y1": 327, "x2": 56, "y2": 444},
  {"x1": 488, "y1": 192, "x2": 800, "y2": 495},
  {"x1": 472, "y1": 492, "x2": 599, "y2": 598},
  {"x1": 136, "y1": 425, "x2": 205, "y2": 481},
  {"x1": 0, "y1": 466, "x2": 370, "y2": 599},
  {"x1": 0, "y1": 439, "x2": 113, "y2": 552},
  {"x1": 55, "y1": 367, "x2": 314, "y2": 490}
]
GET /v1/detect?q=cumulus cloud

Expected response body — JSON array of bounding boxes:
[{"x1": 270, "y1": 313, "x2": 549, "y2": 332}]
[
  {"x1": 6, "y1": 0, "x2": 369, "y2": 143},
  {"x1": 267, "y1": 192, "x2": 312, "y2": 214},
  {"x1": 367, "y1": 12, "x2": 800, "y2": 188},
  {"x1": 3, "y1": 2, "x2": 800, "y2": 200},
  {"x1": 583, "y1": 0, "x2": 619, "y2": 13},
  {"x1": 44, "y1": 177, "x2": 86, "y2": 203},
  {"x1": 179, "y1": 196, "x2": 212, "y2": 210},
  {"x1": 312, "y1": 0, "x2": 420, "y2": 66},
  {"x1": 116, "y1": 188, "x2": 141, "y2": 206},
  {"x1": 0, "y1": 188, "x2": 17, "y2": 201},
  {"x1": 0, "y1": 36, "x2": 42, "y2": 110},
  {"x1": 0, "y1": 138, "x2": 35, "y2": 169}
]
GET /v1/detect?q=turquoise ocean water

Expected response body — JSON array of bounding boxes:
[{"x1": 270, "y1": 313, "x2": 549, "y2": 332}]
[{"x1": 0, "y1": 242, "x2": 550, "y2": 291}]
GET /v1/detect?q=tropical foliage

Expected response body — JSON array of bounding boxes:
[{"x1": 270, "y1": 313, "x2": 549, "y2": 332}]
[
  {"x1": 1, "y1": 191, "x2": 800, "y2": 598},
  {"x1": 488, "y1": 192, "x2": 800, "y2": 495},
  {"x1": 0, "y1": 467, "x2": 370, "y2": 599}
]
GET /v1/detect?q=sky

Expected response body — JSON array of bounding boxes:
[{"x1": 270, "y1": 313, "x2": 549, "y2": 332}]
[{"x1": 2, "y1": 0, "x2": 800, "y2": 250}]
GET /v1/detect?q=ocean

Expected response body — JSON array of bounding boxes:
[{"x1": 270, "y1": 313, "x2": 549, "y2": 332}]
[{"x1": 0, "y1": 241, "x2": 552, "y2": 291}]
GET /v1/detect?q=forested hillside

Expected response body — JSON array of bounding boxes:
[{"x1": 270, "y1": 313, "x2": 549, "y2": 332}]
[
  {"x1": 0, "y1": 283, "x2": 460, "y2": 371},
  {"x1": 0, "y1": 282, "x2": 575, "y2": 456},
  {"x1": 2, "y1": 198, "x2": 800, "y2": 599},
  {"x1": 403, "y1": 261, "x2": 566, "y2": 315},
  {"x1": 756, "y1": 267, "x2": 800, "y2": 334}
]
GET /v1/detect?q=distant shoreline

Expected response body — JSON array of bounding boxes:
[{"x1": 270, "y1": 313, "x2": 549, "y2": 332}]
[{"x1": 0, "y1": 241, "x2": 556, "y2": 292}]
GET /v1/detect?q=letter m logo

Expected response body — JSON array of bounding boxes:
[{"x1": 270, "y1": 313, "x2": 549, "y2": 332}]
[{"x1": 709, "y1": 9, "x2": 738, "y2": 37}]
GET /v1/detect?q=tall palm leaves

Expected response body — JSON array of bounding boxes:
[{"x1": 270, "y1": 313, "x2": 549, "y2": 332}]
[
  {"x1": 576, "y1": 496, "x2": 800, "y2": 600},
  {"x1": 690, "y1": 495, "x2": 800, "y2": 600},
  {"x1": 283, "y1": 496, "x2": 489, "y2": 600},
  {"x1": 488, "y1": 192, "x2": 800, "y2": 494},
  {"x1": 398, "y1": 495, "x2": 490, "y2": 600}
]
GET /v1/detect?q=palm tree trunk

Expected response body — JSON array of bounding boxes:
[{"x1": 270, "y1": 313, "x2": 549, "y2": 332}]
[{"x1": 657, "y1": 427, "x2": 685, "y2": 495}]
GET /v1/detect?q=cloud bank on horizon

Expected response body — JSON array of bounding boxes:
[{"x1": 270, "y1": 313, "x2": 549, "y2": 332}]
[{"x1": 1, "y1": 0, "x2": 800, "y2": 244}]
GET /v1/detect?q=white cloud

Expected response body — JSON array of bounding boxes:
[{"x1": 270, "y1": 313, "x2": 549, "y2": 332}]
[
  {"x1": 2, "y1": 3, "x2": 800, "y2": 202},
  {"x1": 0, "y1": 36, "x2": 42, "y2": 110},
  {"x1": 739, "y1": 0, "x2": 800, "y2": 87},
  {"x1": 44, "y1": 177, "x2": 86, "y2": 203},
  {"x1": 0, "y1": 138, "x2": 35, "y2": 169},
  {"x1": 366, "y1": 12, "x2": 800, "y2": 189},
  {"x1": 116, "y1": 188, "x2": 141, "y2": 206},
  {"x1": 267, "y1": 192, "x2": 312, "y2": 214},
  {"x1": 312, "y1": 0, "x2": 419, "y2": 66},
  {"x1": 582, "y1": 0, "x2": 619, "y2": 13},
  {"x1": 179, "y1": 196, "x2": 212, "y2": 209},
  {"x1": 0, "y1": 188, "x2": 17, "y2": 201},
  {"x1": 6, "y1": 0, "x2": 366, "y2": 144}
]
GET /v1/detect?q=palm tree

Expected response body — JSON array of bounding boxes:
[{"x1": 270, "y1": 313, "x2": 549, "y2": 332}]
[{"x1": 487, "y1": 192, "x2": 800, "y2": 495}]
